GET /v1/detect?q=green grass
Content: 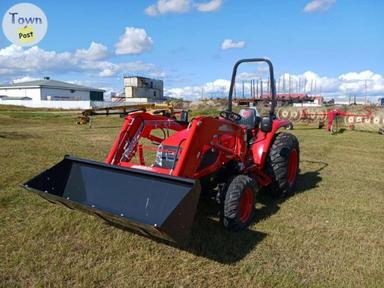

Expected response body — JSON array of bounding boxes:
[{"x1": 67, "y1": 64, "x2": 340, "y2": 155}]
[{"x1": 0, "y1": 108, "x2": 383, "y2": 287}]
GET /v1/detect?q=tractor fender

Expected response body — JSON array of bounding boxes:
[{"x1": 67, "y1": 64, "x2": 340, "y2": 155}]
[{"x1": 251, "y1": 119, "x2": 290, "y2": 166}]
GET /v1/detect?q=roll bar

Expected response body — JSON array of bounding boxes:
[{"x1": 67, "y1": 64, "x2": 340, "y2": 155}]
[{"x1": 228, "y1": 58, "x2": 276, "y2": 116}]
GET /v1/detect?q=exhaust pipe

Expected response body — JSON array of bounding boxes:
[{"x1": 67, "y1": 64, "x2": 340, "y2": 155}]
[{"x1": 22, "y1": 156, "x2": 201, "y2": 243}]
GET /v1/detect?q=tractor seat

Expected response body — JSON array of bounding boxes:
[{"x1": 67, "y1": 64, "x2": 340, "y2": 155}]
[{"x1": 237, "y1": 107, "x2": 260, "y2": 129}]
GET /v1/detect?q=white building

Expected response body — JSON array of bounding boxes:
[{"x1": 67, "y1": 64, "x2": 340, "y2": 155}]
[
  {"x1": 0, "y1": 78, "x2": 105, "y2": 109},
  {"x1": 124, "y1": 76, "x2": 163, "y2": 100}
]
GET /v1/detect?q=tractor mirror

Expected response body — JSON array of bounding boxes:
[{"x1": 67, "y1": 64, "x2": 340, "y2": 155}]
[
  {"x1": 260, "y1": 117, "x2": 272, "y2": 133},
  {"x1": 180, "y1": 110, "x2": 189, "y2": 123}
]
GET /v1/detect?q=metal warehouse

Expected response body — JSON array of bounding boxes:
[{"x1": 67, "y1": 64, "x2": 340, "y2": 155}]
[{"x1": 0, "y1": 77, "x2": 105, "y2": 109}]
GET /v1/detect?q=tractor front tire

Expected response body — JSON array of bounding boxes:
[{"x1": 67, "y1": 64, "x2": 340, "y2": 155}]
[
  {"x1": 221, "y1": 175, "x2": 258, "y2": 231},
  {"x1": 266, "y1": 132, "x2": 300, "y2": 198}
]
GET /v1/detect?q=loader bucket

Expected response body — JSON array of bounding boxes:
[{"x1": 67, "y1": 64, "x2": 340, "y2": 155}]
[{"x1": 22, "y1": 156, "x2": 201, "y2": 243}]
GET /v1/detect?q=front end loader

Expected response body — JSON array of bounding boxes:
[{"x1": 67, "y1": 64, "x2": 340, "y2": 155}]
[{"x1": 23, "y1": 58, "x2": 300, "y2": 243}]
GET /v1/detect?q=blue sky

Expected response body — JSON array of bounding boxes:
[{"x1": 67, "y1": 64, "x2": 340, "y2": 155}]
[{"x1": 0, "y1": 0, "x2": 383, "y2": 100}]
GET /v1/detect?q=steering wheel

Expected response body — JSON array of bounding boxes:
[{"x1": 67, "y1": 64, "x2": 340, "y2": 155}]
[{"x1": 219, "y1": 110, "x2": 242, "y2": 121}]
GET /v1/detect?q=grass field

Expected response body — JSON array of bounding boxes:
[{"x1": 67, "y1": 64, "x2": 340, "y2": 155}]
[{"x1": 0, "y1": 106, "x2": 383, "y2": 287}]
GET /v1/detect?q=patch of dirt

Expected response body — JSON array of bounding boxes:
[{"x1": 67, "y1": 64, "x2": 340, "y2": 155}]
[{"x1": 0, "y1": 131, "x2": 37, "y2": 140}]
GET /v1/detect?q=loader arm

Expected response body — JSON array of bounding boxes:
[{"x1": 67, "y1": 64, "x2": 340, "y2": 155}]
[
  {"x1": 172, "y1": 116, "x2": 248, "y2": 178},
  {"x1": 105, "y1": 112, "x2": 187, "y2": 165}
]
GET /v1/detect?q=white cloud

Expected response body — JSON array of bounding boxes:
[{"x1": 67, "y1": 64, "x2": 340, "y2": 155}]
[
  {"x1": 12, "y1": 76, "x2": 39, "y2": 83},
  {"x1": 145, "y1": 0, "x2": 192, "y2": 16},
  {"x1": 0, "y1": 44, "x2": 23, "y2": 56},
  {"x1": 338, "y1": 71, "x2": 384, "y2": 94},
  {"x1": 0, "y1": 44, "x2": 76, "y2": 74},
  {"x1": 145, "y1": 0, "x2": 222, "y2": 16},
  {"x1": 166, "y1": 78, "x2": 230, "y2": 100},
  {"x1": 98, "y1": 68, "x2": 115, "y2": 77},
  {"x1": 277, "y1": 70, "x2": 384, "y2": 97},
  {"x1": 144, "y1": 6, "x2": 159, "y2": 16},
  {"x1": 81, "y1": 60, "x2": 157, "y2": 77},
  {"x1": 74, "y1": 42, "x2": 108, "y2": 61},
  {"x1": 304, "y1": 0, "x2": 336, "y2": 13},
  {"x1": 195, "y1": 0, "x2": 222, "y2": 12},
  {"x1": 339, "y1": 70, "x2": 381, "y2": 82},
  {"x1": 115, "y1": 27, "x2": 154, "y2": 55},
  {"x1": 149, "y1": 70, "x2": 167, "y2": 78},
  {"x1": 237, "y1": 72, "x2": 257, "y2": 81},
  {"x1": 221, "y1": 39, "x2": 246, "y2": 50},
  {"x1": 166, "y1": 87, "x2": 199, "y2": 99},
  {"x1": 166, "y1": 70, "x2": 384, "y2": 101},
  {"x1": 276, "y1": 71, "x2": 339, "y2": 94},
  {"x1": 0, "y1": 43, "x2": 161, "y2": 78},
  {"x1": 0, "y1": 42, "x2": 109, "y2": 74},
  {"x1": 237, "y1": 66, "x2": 270, "y2": 81}
]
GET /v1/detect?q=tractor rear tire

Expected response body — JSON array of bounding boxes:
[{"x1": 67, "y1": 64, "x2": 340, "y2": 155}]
[
  {"x1": 221, "y1": 175, "x2": 258, "y2": 231},
  {"x1": 266, "y1": 132, "x2": 300, "y2": 198}
]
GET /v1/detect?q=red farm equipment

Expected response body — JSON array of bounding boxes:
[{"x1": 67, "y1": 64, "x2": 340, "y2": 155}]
[
  {"x1": 301, "y1": 108, "x2": 372, "y2": 134},
  {"x1": 23, "y1": 58, "x2": 300, "y2": 243}
]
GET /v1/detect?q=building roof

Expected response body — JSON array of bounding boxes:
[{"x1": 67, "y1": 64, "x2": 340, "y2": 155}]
[
  {"x1": 0, "y1": 79, "x2": 105, "y2": 92},
  {"x1": 124, "y1": 75, "x2": 163, "y2": 82}
]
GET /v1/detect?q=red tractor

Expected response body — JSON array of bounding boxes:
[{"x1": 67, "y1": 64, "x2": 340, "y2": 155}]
[{"x1": 23, "y1": 58, "x2": 300, "y2": 243}]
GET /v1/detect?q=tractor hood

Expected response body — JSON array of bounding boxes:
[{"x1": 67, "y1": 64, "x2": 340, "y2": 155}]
[{"x1": 155, "y1": 129, "x2": 188, "y2": 169}]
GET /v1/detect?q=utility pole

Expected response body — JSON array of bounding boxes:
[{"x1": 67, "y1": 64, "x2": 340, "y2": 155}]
[
  {"x1": 297, "y1": 76, "x2": 301, "y2": 93},
  {"x1": 256, "y1": 79, "x2": 259, "y2": 99},
  {"x1": 250, "y1": 80, "x2": 253, "y2": 98},
  {"x1": 365, "y1": 80, "x2": 368, "y2": 105},
  {"x1": 304, "y1": 78, "x2": 308, "y2": 95},
  {"x1": 288, "y1": 75, "x2": 291, "y2": 96},
  {"x1": 310, "y1": 80, "x2": 313, "y2": 95},
  {"x1": 251, "y1": 79, "x2": 256, "y2": 99}
]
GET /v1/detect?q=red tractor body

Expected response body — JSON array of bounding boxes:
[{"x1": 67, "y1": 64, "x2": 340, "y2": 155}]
[
  {"x1": 23, "y1": 58, "x2": 300, "y2": 243},
  {"x1": 105, "y1": 111, "x2": 290, "y2": 184}
]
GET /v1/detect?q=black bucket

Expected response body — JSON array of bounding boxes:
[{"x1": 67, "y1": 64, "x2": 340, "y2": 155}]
[{"x1": 22, "y1": 156, "x2": 201, "y2": 243}]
